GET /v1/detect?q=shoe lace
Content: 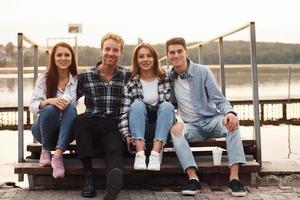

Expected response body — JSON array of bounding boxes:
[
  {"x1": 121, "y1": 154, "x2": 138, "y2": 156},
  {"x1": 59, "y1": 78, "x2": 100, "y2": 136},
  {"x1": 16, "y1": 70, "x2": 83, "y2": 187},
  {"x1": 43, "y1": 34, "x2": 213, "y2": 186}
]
[
  {"x1": 231, "y1": 180, "x2": 244, "y2": 190},
  {"x1": 150, "y1": 154, "x2": 159, "y2": 163},
  {"x1": 183, "y1": 179, "x2": 198, "y2": 189},
  {"x1": 53, "y1": 156, "x2": 64, "y2": 169}
]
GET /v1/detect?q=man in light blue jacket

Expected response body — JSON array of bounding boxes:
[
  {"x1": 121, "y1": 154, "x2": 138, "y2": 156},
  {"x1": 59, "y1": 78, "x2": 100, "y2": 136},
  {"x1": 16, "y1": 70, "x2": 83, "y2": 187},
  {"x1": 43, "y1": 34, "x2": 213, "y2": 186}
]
[{"x1": 166, "y1": 37, "x2": 247, "y2": 197}]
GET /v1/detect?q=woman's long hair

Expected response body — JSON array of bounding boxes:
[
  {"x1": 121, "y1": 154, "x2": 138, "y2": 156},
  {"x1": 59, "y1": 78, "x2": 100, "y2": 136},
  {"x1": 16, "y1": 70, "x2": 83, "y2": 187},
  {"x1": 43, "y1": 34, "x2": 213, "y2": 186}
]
[
  {"x1": 131, "y1": 43, "x2": 165, "y2": 79},
  {"x1": 46, "y1": 42, "x2": 77, "y2": 98}
]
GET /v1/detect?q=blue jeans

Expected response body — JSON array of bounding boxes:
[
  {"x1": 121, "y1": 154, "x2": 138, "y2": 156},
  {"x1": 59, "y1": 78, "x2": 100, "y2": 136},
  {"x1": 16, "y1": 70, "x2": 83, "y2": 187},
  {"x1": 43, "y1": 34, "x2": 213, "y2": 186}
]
[
  {"x1": 32, "y1": 103, "x2": 77, "y2": 151},
  {"x1": 129, "y1": 100, "x2": 175, "y2": 143},
  {"x1": 171, "y1": 114, "x2": 246, "y2": 171}
]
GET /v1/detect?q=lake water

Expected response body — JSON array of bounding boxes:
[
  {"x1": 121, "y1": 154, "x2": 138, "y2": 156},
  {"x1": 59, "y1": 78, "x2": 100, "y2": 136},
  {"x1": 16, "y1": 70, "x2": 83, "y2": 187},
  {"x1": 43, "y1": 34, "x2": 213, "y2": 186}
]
[{"x1": 0, "y1": 64, "x2": 300, "y2": 107}]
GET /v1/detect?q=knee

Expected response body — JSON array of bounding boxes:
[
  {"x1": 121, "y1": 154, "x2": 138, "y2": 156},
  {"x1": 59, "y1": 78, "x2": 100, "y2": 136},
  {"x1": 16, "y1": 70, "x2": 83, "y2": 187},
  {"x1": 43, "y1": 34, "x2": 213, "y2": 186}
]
[
  {"x1": 42, "y1": 105, "x2": 58, "y2": 112},
  {"x1": 170, "y1": 122, "x2": 184, "y2": 137},
  {"x1": 64, "y1": 103, "x2": 77, "y2": 115},
  {"x1": 40, "y1": 105, "x2": 59, "y2": 117},
  {"x1": 159, "y1": 101, "x2": 175, "y2": 113},
  {"x1": 106, "y1": 142, "x2": 123, "y2": 156},
  {"x1": 130, "y1": 99, "x2": 146, "y2": 111},
  {"x1": 66, "y1": 102, "x2": 76, "y2": 110}
]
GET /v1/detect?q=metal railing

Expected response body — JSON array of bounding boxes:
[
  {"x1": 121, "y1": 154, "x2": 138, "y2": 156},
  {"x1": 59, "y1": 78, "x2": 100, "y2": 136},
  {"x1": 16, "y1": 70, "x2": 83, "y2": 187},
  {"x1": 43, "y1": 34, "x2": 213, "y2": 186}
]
[
  {"x1": 160, "y1": 22, "x2": 261, "y2": 164},
  {"x1": 17, "y1": 33, "x2": 49, "y2": 181},
  {"x1": 2, "y1": 98, "x2": 300, "y2": 130}
]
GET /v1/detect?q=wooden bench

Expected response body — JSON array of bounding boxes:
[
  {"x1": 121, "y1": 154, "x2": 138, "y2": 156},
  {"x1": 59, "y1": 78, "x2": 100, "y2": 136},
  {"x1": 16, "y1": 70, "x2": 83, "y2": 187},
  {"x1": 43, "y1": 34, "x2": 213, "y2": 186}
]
[{"x1": 15, "y1": 140, "x2": 260, "y2": 190}]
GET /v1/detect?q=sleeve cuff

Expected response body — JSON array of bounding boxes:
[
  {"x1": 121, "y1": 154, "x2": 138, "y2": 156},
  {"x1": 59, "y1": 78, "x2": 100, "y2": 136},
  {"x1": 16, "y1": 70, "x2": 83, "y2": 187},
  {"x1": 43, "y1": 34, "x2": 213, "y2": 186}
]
[{"x1": 225, "y1": 111, "x2": 237, "y2": 116}]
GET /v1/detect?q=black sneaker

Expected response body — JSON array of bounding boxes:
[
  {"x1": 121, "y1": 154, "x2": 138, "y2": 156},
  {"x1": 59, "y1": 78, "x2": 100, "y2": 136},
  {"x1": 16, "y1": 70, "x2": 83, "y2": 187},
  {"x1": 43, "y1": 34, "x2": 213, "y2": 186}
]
[
  {"x1": 229, "y1": 179, "x2": 247, "y2": 197},
  {"x1": 103, "y1": 168, "x2": 123, "y2": 200},
  {"x1": 181, "y1": 179, "x2": 201, "y2": 195}
]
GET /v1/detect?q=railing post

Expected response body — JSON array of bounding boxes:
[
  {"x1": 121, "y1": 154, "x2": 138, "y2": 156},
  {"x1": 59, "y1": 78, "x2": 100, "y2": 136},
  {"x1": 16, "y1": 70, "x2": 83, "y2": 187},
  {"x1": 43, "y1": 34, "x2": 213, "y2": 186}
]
[
  {"x1": 33, "y1": 45, "x2": 39, "y2": 83},
  {"x1": 249, "y1": 22, "x2": 262, "y2": 164},
  {"x1": 282, "y1": 103, "x2": 287, "y2": 120},
  {"x1": 260, "y1": 103, "x2": 264, "y2": 124},
  {"x1": 218, "y1": 37, "x2": 226, "y2": 96},
  {"x1": 26, "y1": 110, "x2": 31, "y2": 127},
  {"x1": 45, "y1": 50, "x2": 50, "y2": 68},
  {"x1": 198, "y1": 45, "x2": 204, "y2": 64},
  {"x1": 17, "y1": 33, "x2": 24, "y2": 181},
  {"x1": 33, "y1": 45, "x2": 39, "y2": 142},
  {"x1": 75, "y1": 36, "x2": 78, "y2": 65}
]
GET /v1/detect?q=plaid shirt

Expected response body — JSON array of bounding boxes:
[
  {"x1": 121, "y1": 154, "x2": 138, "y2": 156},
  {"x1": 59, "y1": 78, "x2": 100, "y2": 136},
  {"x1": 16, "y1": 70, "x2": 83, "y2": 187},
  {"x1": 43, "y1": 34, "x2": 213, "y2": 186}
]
[
  {"x1": 118, "y1": 74, "x2": 172, "y2": 138},
  {"x1": 77, "y1": 62, "x2": 131, "y2": 121}
]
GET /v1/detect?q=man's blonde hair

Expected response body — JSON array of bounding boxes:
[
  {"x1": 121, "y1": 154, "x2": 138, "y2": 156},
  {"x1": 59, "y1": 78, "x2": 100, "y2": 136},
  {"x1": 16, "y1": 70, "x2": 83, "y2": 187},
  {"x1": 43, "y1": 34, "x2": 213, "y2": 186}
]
[{"x1": 101, "y1": 32, "x2": 124, "y2": 51}]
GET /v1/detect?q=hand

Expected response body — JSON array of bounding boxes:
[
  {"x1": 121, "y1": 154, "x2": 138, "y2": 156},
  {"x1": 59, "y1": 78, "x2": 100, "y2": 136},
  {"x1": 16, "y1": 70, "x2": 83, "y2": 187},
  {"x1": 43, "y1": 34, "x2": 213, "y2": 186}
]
[
  {"x1": 223, "y1": 113, "x2": 239, "y2": 132},
  {"x1": 125, "y1": 136, "x2": 135, "y2": 155},
  {"x1": 47, "y1": 98, "x2": 69, "y2": 110}
]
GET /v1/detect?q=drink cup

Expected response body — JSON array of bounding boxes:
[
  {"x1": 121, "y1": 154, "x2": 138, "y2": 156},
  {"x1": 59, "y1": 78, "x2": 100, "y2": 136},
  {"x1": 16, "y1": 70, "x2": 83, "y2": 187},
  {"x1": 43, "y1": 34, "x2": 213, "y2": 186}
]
[
  {"x1": 212, "y1": 147, "x2": 223, "y2": 165},
  {"x1": 62, "y1": 93, "x2": 72, "y2": 104}
]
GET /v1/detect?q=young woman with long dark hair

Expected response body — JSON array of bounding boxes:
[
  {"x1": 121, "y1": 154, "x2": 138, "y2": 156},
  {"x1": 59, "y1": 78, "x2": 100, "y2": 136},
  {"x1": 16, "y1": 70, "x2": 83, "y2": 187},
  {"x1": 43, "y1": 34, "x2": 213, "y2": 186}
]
[{"x1": 29, "y1": 42, "x2": 78, "y2": 178}]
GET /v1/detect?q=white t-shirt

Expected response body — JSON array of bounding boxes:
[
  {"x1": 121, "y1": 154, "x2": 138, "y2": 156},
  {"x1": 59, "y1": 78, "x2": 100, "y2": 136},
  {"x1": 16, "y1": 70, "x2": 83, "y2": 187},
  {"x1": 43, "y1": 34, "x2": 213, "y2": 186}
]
[
  {"x1": 174, "y1": 77, "x2": 200, "y2": 122},
  {"x1": 140, "y1": 78, "x2": 159, "y2": 106}
]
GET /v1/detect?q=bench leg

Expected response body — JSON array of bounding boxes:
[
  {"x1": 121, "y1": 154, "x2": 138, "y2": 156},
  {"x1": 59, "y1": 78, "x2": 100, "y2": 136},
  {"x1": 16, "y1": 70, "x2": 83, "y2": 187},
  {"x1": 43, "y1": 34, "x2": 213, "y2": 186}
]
[
  {"x1": 160, "y1": 148, "x2": 163, "y2": 164},
  {"x1": 18, "y1": 174, "x2": 24, "y2": 182},
  {"x1": 28, "y1": 175, "x2": 35, "y2": 190},
  {"x1": 251, "y1": 172, "x2": 257, "y2": 186}
]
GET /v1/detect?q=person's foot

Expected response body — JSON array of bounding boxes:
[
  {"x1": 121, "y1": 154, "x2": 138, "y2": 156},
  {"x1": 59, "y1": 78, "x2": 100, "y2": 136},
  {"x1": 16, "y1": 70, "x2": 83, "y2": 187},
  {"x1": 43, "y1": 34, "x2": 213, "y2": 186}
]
[
  {"x1": 182, "y1": 179, "x2": 201, "y2": 195},
  {"x1": 229, "y1": 179, "x2": 247, "y2": 197},
  {"x1": 133, "y1": 151, "x2": 146, "y2": 170},
  {"x1": 81, "y1": 171, "x2": 96, "y2": 198},
  {"x1": 51, "y1": 154, "x2": 65, "y2": 178},
  {"x1": 39, "y1": 149, "x2": 51, "y2": 167},
  {"x1": 147, "y1": 151, "x2": 161, "y2": 171},
  {"x1": 103, "y1": 168, "x2": 123, "y2": 200}
]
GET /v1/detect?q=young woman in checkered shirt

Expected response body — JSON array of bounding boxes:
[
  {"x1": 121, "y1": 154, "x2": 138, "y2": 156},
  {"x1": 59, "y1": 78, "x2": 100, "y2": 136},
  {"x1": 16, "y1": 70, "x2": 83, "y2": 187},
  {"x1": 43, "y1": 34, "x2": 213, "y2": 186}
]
[{"x1": 120, "y1": 43, "x2": 176, "y2": 171}]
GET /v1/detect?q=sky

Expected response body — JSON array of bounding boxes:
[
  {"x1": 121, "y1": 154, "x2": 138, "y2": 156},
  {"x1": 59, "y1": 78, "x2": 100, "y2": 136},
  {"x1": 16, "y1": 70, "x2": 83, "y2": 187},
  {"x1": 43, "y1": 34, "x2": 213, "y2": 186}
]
[{"x1": 0, "y1": 0, "x2": 299, "y2": 47}]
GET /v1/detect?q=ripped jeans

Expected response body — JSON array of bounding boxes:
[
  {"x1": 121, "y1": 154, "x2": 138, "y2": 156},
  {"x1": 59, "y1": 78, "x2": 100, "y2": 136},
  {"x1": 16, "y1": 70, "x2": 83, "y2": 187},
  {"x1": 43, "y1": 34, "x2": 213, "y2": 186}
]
[
  {"x1": 129, "y1": 100, "x2": 175, "y2": 143},
  {"x1": 171, "y1": 114, "x2": 246, "y2": 171}
]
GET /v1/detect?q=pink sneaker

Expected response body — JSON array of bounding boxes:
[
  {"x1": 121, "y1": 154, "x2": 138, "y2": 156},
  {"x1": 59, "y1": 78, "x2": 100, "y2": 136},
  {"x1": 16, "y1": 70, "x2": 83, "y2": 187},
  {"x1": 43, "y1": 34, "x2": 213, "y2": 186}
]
[
  {"x1": 39, "y1": 149, "x2": 51, "y2": 167},
  {"x1": 51, "y1": 155, "x2": 65, "y2": 179}
]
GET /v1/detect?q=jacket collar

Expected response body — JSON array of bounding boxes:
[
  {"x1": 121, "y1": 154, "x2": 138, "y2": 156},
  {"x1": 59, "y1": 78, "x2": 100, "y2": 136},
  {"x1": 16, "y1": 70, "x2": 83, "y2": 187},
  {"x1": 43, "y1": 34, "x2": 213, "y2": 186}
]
[{"x1": 170, "y1": 59, "x2": 194, "y2": 79}]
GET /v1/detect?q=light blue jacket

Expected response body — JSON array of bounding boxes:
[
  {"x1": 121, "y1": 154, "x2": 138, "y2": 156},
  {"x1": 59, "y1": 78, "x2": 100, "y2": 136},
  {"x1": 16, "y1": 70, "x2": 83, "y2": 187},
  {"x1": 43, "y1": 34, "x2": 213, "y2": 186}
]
[{"x1": 168, "y1": 59, "x2": 235, "y2": 118}]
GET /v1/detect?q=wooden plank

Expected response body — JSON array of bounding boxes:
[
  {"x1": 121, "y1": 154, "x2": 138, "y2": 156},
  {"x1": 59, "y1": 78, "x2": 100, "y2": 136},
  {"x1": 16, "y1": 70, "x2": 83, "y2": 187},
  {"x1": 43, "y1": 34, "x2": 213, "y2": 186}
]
[
  {"x1": 26, "y1": 140, "x2": 256, "y2": 153},
  {"x1": 15, "y1": 158, "x2": 260, "y2": 175},
  {"x1": 26, "y1": 140, "x2": 258, "y2": 161}
]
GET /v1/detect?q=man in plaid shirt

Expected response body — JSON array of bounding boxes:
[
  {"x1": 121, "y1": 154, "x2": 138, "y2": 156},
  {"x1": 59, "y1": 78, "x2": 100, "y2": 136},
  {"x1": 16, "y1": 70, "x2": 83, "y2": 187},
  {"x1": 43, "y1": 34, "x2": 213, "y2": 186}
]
[{"x1": 73, "y1": 33, "x2": 130, "y2": 200}]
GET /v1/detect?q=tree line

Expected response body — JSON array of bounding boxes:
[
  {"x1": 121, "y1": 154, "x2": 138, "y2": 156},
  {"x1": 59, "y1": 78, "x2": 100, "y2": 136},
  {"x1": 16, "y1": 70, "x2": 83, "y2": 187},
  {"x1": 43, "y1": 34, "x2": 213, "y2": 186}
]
[{"x1": 2, "y1": 41, "x2": 300, "y2": 67}]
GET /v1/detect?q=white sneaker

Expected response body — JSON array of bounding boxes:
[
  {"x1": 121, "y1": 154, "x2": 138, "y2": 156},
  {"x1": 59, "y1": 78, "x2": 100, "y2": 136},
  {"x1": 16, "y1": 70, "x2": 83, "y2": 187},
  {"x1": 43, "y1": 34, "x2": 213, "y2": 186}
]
[
  {"x1": 147, "y1": 151, "x2": 161, "y2": 171},
  {"x1": 133, "y1": 151, "x2": 146, "y2": 170}
]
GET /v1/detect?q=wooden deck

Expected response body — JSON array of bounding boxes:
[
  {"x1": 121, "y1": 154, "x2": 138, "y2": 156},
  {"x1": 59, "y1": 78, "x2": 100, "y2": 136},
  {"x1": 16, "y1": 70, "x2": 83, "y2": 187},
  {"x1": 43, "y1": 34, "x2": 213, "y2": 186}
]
[{"x1": 15, "y1": 140, "x2": 261, "y2": 190}]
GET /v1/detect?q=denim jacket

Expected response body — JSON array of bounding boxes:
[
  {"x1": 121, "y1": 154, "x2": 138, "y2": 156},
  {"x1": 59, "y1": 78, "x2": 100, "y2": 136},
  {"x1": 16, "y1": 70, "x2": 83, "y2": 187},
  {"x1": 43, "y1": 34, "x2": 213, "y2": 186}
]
[{"x1": 168, "y1": 59, "x2": 235, "y2": 118}]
